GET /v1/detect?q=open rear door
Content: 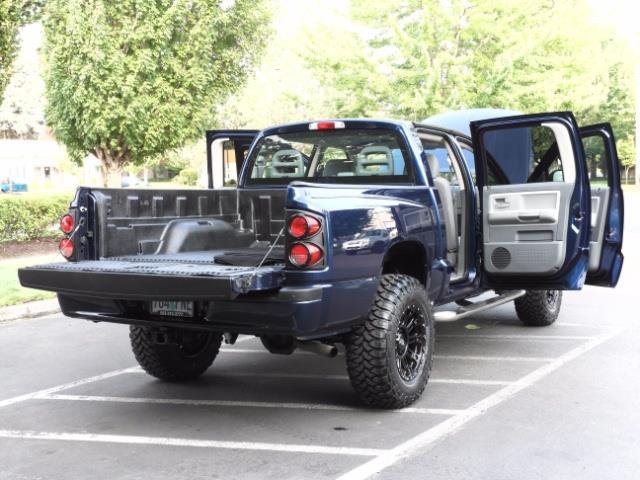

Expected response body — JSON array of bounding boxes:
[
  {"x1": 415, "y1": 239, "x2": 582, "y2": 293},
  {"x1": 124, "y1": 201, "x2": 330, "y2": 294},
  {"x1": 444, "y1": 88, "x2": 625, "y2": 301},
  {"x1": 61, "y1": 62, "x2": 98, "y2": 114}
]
[
  {"x1": 206, "y1": 130, "x2": 259, "y2": 188},
  {"x1": 580, "y1": 123, "x2": 624, "y2": 286},
  {"x1": 470, "y1": 112, "x2": 591, "y2": 290}
]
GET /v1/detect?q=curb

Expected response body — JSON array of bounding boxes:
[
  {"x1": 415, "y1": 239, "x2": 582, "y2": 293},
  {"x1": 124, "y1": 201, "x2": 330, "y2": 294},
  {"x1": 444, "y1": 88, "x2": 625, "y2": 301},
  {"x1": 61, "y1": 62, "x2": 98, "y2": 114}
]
[{"x1": 0, "y1": 299, "x2": 60, "y2": 324}]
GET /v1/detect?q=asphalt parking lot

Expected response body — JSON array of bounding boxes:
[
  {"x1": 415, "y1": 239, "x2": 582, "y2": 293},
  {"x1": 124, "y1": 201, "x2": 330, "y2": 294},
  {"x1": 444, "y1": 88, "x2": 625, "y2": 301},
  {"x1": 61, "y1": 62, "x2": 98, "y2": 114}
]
[{"x1": 1, "y1": 194, "x2": 638, "y2": 480}]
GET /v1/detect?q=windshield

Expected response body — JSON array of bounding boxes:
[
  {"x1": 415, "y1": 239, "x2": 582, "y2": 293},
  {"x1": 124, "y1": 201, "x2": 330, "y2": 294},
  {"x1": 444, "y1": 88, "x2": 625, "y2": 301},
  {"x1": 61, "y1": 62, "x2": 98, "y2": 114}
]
[{"x1": 245, "y1": 128, "x2": 412, "y2": 185}]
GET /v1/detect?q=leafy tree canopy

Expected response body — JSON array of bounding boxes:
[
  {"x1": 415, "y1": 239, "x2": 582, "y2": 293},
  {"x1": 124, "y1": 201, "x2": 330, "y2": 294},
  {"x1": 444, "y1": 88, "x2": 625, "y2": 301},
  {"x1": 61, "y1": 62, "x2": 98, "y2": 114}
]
[
  {"x1": 309, "y1": 0, "x2": 636, "y2": 139},
  {"x1": 43, "y1": 0, "x2": 270, "y2": 186},
  {"x1": 0, "y1": 0, "x2": 21, "y2": 99}
]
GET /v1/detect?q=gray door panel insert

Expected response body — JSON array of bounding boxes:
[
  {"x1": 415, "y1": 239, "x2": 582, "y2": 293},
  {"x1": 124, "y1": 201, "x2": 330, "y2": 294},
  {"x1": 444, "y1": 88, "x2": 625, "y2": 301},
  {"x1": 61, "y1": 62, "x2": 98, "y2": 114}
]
[{"x1": 482, "y1": 182, "x2": 574, "y2": 274}]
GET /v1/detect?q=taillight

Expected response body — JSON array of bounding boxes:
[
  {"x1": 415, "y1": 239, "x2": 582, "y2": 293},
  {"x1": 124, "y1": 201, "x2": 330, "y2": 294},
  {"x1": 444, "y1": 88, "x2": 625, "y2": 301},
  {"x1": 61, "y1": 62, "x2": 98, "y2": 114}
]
[
  {"x1": 289, "y1": 242, "x2": 323, "y2": 267},
  {"x1": 59, "y1": 238, "x2": 74, "y2": 258},
  {"x1": 288, "y1": 214, "x2": 321, "y2": 239},
  {"x1": 60, "y1": 214, "x2": 74, "y2": 234}
]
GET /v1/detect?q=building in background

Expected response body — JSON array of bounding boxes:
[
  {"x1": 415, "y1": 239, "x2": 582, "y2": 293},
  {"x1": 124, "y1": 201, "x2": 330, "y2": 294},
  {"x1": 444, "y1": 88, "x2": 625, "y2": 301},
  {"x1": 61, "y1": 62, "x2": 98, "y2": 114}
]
[{"x1": 0, "y1": 139, "x2": 102, "y2": 190}]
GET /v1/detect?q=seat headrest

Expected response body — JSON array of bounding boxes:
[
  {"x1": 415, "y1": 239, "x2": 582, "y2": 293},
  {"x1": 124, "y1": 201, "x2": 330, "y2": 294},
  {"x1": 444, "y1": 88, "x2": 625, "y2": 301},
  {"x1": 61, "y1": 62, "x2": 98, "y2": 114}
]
[{"x1": 426, "y1": 153, "x2": 440, "y2": 178}]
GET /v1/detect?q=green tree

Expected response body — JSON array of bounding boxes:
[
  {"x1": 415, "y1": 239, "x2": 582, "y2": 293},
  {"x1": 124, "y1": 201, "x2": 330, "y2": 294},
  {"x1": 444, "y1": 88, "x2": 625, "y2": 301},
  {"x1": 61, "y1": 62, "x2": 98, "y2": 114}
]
[
  {"x1": 618, "y1": 137, "x2": 636, "y2": 185},
  {"x1": 43, "y1": 0, "x2": 270, "y2": 186},
  {"x1": 309, "y1": 0, "x2": 632, "y2": 126},
  {"x1": 0, "y1": 0, "x2": 21, "y2": 100}
]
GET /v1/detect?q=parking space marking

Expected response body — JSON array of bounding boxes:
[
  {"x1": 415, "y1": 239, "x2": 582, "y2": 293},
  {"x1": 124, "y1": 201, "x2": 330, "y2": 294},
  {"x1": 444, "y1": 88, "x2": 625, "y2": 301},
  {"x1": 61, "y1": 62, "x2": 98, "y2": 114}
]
[
  {"x1": 435, "y1": 354, "x2": 554, "y2": 362},
  {"x1": 37, "y1": 393, "x2": 467, "y2": 416},
  {"x1": 336, "y1": 327, "x2": 625, "y2": 480},
  {"x1": 555, "y1": 322, "x2": 616, "y2": 328},
  {"x1": 0, "y1": 429, "x2": 386, "y2": 456},
  {"x1": 221, "y1": 347, "x2": 318, "y2": 355},
  {"x1": 212, "y1": 372, "x2": 513, "y2": 387},
  {"x1": 0, "y1": 367, "x2": 136, "y2": 409},
  {"x1": 429, "y1": 378, "x2": 513, "y2": 386},
  {"x1": 219, "y1": 349, "x2": 556, "y2": 362},
  {"x1": 438, "y1": 334, "x2": 595, "y2": 341},
  {"x1": 233, "y1": 335, "x2": 256, "y2": 344},
  {"x1": 124, "y1": 367, "x2": 512, "y2": 386}
]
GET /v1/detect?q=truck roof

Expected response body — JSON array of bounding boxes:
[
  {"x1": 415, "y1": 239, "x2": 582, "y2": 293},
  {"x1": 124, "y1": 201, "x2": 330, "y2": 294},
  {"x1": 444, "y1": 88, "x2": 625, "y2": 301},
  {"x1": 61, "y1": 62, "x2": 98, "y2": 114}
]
[
  {"x1": 260, "y1": 119, "x2": 414, "y2": 137},
  {"x1": 421, "y1": 108, "x2": 522, "y2": 137},
  {"x1": 259, "y1": 110, "x2": 523, "y2": 139}
]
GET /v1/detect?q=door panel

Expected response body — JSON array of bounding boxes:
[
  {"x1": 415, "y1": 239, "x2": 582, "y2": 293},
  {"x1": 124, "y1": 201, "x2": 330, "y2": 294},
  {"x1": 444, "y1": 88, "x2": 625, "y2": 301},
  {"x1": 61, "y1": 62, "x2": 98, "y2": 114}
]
[
  {"x1": 206, "y1": 130, "x2": 259, "y2": 188},
  {"x1": 483, "y1": 183, "x2": 574, "y2": 275},
  {"x1": 471, "y1": 112, "x2": 590, "y2": 290},
  {"x1": 580, "y1": 124, "x2": 624, "y2": 286}
]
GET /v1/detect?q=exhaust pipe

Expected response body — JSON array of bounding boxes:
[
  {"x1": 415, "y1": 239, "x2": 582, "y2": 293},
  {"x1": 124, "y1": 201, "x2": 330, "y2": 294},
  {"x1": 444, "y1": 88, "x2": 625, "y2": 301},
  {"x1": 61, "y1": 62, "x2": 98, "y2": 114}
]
[{"x1": 296, "y1": 341, "x2": 338, "y2": 358}]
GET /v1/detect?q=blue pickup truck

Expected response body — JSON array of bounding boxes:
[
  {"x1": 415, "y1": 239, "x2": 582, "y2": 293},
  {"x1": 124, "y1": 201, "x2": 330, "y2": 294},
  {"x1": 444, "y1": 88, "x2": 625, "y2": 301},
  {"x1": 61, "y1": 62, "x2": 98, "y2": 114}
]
[{"x1": 19, "y1": 109, "x2": 624, "y2": 408}]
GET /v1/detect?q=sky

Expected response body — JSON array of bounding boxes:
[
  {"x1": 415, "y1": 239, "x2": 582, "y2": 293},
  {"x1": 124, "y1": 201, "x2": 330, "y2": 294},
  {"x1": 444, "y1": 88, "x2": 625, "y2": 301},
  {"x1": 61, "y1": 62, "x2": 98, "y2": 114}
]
[{"x1": 587, "y1": 0, "x2": 639, "y2": 43}]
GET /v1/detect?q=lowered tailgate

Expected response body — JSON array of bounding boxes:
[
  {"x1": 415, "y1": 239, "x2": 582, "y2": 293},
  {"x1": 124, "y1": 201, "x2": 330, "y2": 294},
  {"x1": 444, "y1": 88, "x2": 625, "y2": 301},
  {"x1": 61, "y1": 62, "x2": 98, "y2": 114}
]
[{"x1": 18, "y1": 258, "x2": 284, "y2": 300}]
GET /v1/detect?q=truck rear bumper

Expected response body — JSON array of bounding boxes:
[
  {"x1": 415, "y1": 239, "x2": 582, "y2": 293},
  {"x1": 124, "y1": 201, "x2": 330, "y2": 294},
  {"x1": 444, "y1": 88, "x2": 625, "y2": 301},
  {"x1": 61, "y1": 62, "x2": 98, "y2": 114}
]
[{"x1": 56, "y1": 276, "x2": 379, "y2": 339}]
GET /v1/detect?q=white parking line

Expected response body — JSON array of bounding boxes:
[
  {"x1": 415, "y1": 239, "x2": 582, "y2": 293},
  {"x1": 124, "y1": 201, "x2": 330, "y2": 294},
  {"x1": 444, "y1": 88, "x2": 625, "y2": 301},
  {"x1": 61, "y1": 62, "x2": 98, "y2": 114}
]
[
  {"x1": 125, "y1": 367, "x2": 512, "y2": 386},
  {"x1": 214, "y1": 372, "x2": 513, "y2": 387},
  {"x1": 337, "y1": 327, "x2": 625, "y2": 480},
  {"x1": 555, "y1": 322, "x2": 616, "y2": 328},
  {"x1": 36, "y1": 393, "x2": 467, "y2": 416},
  {"x1": 233, "y1": 335, "x2": 256, "y2": 344},
  {"x1": 0, "y1": 429, "x2": 386, "y2": 456},
  {"x1": 0, "y1": 367, "x2": 136, "y2": 409},
  {"x1": 438, "y1": 334, "x2": 595, "y2": 341},
  {"x1": 430, "y1": 378, "x2": 513, "y2": 386},
  {"x1": 219, "y1": 348, "x2": 555, "y2": 362},
  {"x1": 435, "y1": 354, "x2": 554, "y2": 362},
  {"x1": 221, "y1": 347, "x2": 313, "y2": 354}
]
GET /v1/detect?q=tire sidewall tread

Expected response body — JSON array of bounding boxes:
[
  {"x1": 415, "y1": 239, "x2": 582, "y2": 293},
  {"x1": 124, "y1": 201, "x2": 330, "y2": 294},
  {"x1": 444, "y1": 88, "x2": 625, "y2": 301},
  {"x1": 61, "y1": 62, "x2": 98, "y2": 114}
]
[
  {"x1": 346, "y1": 274, "x2": 435, "y2": 409},
  {"x1": 514, "y1": 290, "x2": 563, "y2": 327},
  {"x1": 129, "y1": 326, "x2": 222, "y2": 381}
]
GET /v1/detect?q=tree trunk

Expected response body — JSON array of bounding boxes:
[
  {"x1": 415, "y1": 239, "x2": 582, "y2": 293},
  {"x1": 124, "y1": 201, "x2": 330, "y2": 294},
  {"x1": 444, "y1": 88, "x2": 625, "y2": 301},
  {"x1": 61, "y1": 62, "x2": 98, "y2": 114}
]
[{"x1": 95, "y1": 148, "x2": 126, "y2": 187}]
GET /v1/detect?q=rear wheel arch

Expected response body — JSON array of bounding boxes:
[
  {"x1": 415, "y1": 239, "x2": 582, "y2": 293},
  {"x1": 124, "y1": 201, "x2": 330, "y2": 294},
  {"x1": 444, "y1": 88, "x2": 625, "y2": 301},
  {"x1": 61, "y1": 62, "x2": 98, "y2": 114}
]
[{"x1": 381, "y1": 240, "x2": 428, "y2": 285}]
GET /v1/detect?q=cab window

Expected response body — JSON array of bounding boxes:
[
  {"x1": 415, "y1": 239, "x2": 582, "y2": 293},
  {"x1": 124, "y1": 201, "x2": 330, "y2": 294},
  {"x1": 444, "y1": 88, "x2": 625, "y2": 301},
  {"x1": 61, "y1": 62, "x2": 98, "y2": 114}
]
[
  {"x1": 246, "y1": 128, "x2": 413, "y2": 185},
  {"x1": 482, "y1": 125, "x2": 572, "y2": 186}
]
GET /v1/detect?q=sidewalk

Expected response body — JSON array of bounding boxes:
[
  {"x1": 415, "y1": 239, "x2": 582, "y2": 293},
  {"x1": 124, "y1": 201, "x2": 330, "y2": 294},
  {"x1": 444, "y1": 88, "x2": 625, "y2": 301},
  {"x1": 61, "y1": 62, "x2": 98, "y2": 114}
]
[
  {"x1": 0, "y1": 253, "x2": 59, "y2": 266},
  {"x1": 0, "y1": 298, "x2": 60, "y2": 324}
]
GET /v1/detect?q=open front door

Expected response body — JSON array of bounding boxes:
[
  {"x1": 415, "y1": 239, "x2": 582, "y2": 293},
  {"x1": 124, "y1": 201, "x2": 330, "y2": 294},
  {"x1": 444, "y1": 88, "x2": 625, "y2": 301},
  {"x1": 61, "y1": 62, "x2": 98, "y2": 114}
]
[
  {"x1": 206, "y1": 130, "x2": 259, "y2": 188},
  {"x1": 470, "y1": 112, "x2": 591, "y2": 290},
  {"x1": 580, "y1": 123, "x2": 624, "y2": 287}
]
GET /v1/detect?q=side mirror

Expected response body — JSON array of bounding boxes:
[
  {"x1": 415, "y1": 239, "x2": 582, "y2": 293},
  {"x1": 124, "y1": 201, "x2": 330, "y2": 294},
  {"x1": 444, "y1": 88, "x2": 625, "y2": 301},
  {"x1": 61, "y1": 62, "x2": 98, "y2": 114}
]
[{"x1": 551, "y1": 170, "x2": 564, "y2": 182}]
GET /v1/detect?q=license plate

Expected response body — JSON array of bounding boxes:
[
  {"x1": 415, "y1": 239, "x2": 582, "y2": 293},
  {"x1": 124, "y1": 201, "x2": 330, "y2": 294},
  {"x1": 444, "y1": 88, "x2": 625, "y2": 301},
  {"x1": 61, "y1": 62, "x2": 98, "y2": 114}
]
[{"x1": 150, "y1": 301, "x2": 194, "y2": 317}]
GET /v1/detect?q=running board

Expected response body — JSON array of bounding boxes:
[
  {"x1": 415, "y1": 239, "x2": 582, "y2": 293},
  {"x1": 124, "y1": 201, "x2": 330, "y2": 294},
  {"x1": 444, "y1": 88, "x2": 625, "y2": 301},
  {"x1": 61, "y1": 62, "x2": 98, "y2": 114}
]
[{"x1": 434, "y1": 290, "x2": 526, "y2": 322}]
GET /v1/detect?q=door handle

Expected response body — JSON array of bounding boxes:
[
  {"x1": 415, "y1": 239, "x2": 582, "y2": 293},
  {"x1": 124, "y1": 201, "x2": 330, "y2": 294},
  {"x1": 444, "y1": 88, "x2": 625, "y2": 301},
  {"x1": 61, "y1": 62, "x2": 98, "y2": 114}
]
[
  {"x1": 518, "y1": 212, "x2": 540, "y2": 222},
  {"x1": 494, "y1": 197, "x2": 510, "y2": 209}
]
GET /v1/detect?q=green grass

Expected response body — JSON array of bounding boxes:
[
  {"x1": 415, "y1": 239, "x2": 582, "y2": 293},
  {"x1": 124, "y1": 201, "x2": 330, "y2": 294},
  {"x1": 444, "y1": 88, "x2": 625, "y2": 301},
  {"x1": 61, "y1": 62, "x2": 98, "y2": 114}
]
[{"x1": 0, "y1": 258, "x2": 55, "y2": 307}]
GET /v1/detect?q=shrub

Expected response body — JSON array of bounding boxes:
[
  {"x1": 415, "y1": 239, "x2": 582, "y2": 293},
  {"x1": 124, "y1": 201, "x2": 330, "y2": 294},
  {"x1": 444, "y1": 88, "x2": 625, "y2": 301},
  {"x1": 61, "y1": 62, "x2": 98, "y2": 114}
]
[
  {"x1": 172, "y1": 167, "x2": 199, "y2": 186},
  {"x1": 0, "y1": 193, "x2": 73, "y2": 243}
]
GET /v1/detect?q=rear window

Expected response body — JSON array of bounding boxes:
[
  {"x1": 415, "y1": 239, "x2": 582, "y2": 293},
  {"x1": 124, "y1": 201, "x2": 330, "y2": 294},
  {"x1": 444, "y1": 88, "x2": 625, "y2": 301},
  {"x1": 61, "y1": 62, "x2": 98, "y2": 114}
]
[{"x1": 245, "y1": 128, "x2": 413, "y2": 185}]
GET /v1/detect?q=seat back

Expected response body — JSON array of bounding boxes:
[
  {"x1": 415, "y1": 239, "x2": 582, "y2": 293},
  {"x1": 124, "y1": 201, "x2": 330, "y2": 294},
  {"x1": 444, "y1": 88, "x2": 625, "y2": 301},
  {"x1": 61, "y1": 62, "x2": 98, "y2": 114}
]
[
  {"x1": 426, "y1": 153, "x2": 458, "y2": 253},
  {"x1": 322, "y1": 159, "x2": 355, "y2": 177},
  {"x1": 266, "y1": 149, "x2": 305, "y2": 178},
  {"x1": 356, "y1": 146, "x2": 393, "y2": 176}
]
